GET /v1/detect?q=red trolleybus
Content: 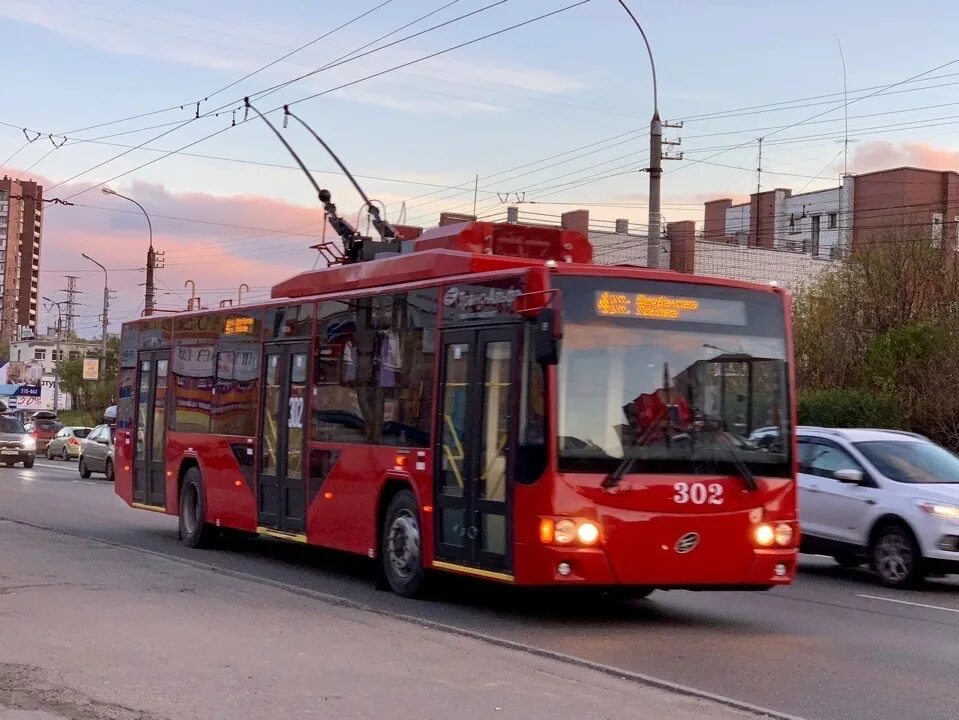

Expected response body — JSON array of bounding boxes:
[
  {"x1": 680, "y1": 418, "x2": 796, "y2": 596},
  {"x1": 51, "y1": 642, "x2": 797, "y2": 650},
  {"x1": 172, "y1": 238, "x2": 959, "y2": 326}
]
[{"x1": 115, "y1": 220, "x2": 798, "y2": 597}]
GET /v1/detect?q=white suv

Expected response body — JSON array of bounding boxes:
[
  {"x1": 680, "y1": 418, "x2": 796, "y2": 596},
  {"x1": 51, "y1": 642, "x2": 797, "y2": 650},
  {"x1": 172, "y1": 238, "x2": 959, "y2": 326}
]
[{"x1": 797, "y1": 427, "x2": 959, "y2": 588}]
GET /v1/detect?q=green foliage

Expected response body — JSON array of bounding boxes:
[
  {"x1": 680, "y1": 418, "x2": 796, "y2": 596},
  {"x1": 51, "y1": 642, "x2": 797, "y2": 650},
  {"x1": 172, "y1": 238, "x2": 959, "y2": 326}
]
[
  {"x1": 798, "y1": 389, "x2": 904, "y2": 430},
  {"x1": 792, "y1": 228, "x2": 959, "y2": 448},
  {"x1": 57, "y1": 337, "x2": 120, "y2": 425}
]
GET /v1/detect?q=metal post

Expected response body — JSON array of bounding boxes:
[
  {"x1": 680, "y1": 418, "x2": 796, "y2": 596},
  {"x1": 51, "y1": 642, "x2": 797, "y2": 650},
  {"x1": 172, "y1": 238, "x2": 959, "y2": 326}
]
[
  {"x1": 81, "y1": 253, "x2": 109, "y2": 375},
  {"x1": 616, "y1": 0, "x2": 661, "y2": 269},
  {"x1": 43, "y1": 297, "x2": 62, "y2": 413},
  {"x1": 648, "y1": 113, "x2": 662, "y2": 268},
  {"x1": 101, "y1": 188, "x2": 154, "y2": 316}
]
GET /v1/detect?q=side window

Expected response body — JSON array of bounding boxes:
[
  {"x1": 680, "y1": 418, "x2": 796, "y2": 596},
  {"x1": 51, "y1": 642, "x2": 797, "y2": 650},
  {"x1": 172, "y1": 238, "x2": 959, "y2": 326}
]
[
  {"x1": 88, "y1": 427, "x2": 102, "y2": 442},
  {"x1": 804, "y1": 442, "x2": 862, "y2": 480}
]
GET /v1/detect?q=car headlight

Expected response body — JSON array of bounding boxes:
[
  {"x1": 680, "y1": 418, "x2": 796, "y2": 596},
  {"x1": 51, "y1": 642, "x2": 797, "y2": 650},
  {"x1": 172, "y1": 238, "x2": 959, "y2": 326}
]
[
  {"x1": 916, "y1": 500, "x2": 959, "y2": 521},
  {"x1": 21, "y1": 436, "x2": 35, "y2": 450}
]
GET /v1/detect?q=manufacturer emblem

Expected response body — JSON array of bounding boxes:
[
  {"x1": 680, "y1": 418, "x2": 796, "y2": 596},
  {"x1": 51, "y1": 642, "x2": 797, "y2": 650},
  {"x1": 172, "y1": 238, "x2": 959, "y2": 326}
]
[{"x1": 674, "y1": 532, "x2": 700, "y2": 554}]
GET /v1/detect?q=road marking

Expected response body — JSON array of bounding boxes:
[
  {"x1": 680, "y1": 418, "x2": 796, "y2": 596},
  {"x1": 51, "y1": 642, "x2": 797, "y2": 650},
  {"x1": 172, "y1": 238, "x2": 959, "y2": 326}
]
[{"x1": 858, "y1": 594, "x2": 959, "y2": 614}]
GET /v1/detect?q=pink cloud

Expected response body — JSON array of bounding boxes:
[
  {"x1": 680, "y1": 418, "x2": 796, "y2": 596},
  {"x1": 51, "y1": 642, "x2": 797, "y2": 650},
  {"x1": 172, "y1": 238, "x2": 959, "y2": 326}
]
[
  {"x1": 1, "y1": 165, "x2": 337, "y2": 334},
  {"x1": 852, "y1": 141, "x2": 959, "y2": 174}
]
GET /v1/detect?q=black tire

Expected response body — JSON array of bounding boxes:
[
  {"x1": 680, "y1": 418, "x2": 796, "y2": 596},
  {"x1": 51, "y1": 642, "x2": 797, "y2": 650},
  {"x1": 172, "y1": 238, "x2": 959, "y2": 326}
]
[
  {"x1": 45, "y1": 447, "x2": 53, "y2": 460},
  {"x1": 22, "y1": 457, "x2": 34, "y2": 469},
  {"x1": 871, "y1": 523, "x2": 924, "y2": 588},
  {"x1": 380, "y1": 490, "x2": 425, "y2": 597},
  {"x1": 61, "y1": 447, "x2": 70, "y2": 461},
  {"x1": 178, "y1": 467, "x2": 214, "y2": 549},
  {"x1": 104, "y1": 459, "x2": 114, "y2": 482},
  {"x1": 78, "y1": 457, "x2": 92, "y2": 479},
  {"x1": 833, "y1": 553, "x2": 862, "y2": 569}
]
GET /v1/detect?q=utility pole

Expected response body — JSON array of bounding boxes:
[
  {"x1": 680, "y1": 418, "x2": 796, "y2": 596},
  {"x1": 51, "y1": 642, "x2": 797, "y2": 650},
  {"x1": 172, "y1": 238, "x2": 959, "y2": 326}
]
[
  {"x1": 61, "y1": 275, "x2": 80, "y2": 336},
  {"x1": 756, "y1": 137, "x2": 764, "y2": 195},
  {"x1": 101, "y1": 188, "x2": 158, "y2": 316},
  {"x1": 81, "y1": 253, "x2": 109, "y2": 374}
]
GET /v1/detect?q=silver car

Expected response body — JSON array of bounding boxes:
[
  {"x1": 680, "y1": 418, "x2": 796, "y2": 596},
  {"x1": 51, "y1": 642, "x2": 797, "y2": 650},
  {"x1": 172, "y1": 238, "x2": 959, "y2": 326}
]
[
  {"x1": 78, "y1": 424, "x2": 115, "y2": 481},
  {"x1": 0, "y1": 415, "x2": 36, "y2": 468}
]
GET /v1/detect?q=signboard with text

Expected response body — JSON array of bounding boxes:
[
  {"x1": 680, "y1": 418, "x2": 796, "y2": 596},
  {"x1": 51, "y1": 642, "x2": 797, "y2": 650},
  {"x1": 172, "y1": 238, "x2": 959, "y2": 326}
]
[{"x1": 83, "y1": 358, "x2": 100, "y2": 380}]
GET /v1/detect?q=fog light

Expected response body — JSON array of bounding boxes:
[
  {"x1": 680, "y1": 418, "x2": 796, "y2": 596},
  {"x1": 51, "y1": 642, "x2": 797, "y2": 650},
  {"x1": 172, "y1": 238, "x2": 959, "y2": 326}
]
[
  {"x1": 754, "y1": 523, "x2": 775, "y2": 547},
  {"x1": 576, "y1": 521, "x2": 600, "y2": 546},
  {"x1": 937, "y1": 535, "x2": 959, "y2": 552},
  {"x1": 557, "y1": 562, "x2": 572, "y2": 576},
  {"x1": 774, "y1": 523, "x2": 793, "y2": 547},
  {"x1": 554, "y1": 519, "x2": 576, "y2": 544},
  {"x1": 774, "y1": 563, "x2": 788, "y2": 577}
]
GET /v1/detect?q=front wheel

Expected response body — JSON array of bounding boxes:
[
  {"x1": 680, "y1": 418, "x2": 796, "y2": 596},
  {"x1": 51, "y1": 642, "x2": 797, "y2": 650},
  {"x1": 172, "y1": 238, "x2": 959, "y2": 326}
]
[
  {"x1": 105, "y1": 459, "x2": 114, "y2": 482},
  {"x1": 78, "y1": 457, "x2": 92, "y2": 479},
  {"x1": 22, "y1": 457, "x2": 34, "y2": 469},
  {"x1": 381, "y1": 490, "x2": 425, "y2": 597},
  {"x1": 179, "y1": 467, "x2": 214, "y2": 549},
  {"x1": 871, "y1": 524, "x2": 924, "y2": 588}
]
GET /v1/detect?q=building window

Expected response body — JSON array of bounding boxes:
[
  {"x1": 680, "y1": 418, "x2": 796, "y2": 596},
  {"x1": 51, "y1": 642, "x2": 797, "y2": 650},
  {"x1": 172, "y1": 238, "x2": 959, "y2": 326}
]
[
  {"x1": 68, "y1": 351, "x2": 81, "y2": 361},
  {"x1": 932, "y1": 212, "x2": 944, "y2": 248},
  {"x1": 34, "y1": 349, "x2": 46, "y2": 361},
  {"x1": 810, "y1": 215, "x2": 821, "y2": 256},
  {"x1": 828, "y1": 213, "x2": 837, "y2": 229}
]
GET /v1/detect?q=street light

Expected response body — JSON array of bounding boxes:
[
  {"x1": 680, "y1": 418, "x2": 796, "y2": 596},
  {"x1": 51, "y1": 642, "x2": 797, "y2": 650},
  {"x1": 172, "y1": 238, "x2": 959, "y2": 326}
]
[
  {"x1": 42, "y1": 296, "x2": 63, "y2": 412},
  {"x1": 81, "y1": 253, "x2": 109, "y2": 371},
  {"x1": 615, "y1": 0, "x2": 662, "y2": 269},
  {"x1": 101, "y1": 187, "x2": 156, "y2": 316}
]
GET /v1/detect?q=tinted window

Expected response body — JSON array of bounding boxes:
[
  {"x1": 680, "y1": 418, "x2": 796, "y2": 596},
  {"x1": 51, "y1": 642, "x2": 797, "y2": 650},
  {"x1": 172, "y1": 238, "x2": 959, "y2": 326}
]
[
  {"x1": 35, "y1": 420, "x2": 62, "y2": 432},
  {"x1": 212, "y1": 346, "x2": 259, "y2": 436},
  {"x1": 267, "y1": 304, "x2": 314, "y2": 338},
  {"x1": 312, "y1": 291, "x2": 437, "y2": 447},
  {"x1": 87, "y1": 426, "x2": 103, "y2": 441},
  {"x1": 0, "y1": 417, "x2": 25, "y2": 434},
  {"x1": 172, "y1": 344, "x2": 214, "y2": 433},
  {"x1": 73, "y1": 428, "x2": 92, "y2": 439},
  {"x1": 854, "y1": 440, "x2": 959, "y2": 484}
]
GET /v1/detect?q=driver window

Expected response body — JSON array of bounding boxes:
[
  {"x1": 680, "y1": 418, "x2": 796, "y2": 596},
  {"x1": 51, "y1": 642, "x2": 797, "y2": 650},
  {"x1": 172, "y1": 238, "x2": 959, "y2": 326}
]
[{"x1": 804, "y1": 443, "x2": 862, "y2": 480}]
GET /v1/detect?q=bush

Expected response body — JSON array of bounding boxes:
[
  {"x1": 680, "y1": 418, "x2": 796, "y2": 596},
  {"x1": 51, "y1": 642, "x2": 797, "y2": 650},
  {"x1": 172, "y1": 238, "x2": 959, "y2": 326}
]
[{"x1": 798, "y1": 389, "x2": 904, "y2": 430}]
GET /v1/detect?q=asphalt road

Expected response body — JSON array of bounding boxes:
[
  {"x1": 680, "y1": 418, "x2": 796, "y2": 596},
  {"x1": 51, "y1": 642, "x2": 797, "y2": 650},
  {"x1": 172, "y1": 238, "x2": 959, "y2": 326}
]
[{"x1": 2, "y1": 460, "x2": 957, "y2": 720}]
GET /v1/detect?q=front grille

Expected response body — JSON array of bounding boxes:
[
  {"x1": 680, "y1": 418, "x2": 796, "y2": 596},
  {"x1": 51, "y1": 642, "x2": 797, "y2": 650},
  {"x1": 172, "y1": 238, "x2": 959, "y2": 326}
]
[{"x1": 0, "y1": 441, "x2": 21, "y2": 449}]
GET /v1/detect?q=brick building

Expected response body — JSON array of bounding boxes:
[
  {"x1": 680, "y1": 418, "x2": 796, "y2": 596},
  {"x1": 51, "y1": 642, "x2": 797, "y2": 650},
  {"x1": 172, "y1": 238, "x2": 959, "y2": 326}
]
[
  {"x1": 0, "y1": 176, "x2": 43, "y2": 344},
  {"x1": 703, "y1": 166, "x2": 959, "y2": 258}
]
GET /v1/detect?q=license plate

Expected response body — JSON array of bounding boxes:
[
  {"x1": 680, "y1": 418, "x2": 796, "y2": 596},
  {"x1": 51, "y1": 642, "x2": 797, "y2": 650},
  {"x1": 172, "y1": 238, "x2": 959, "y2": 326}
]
[{"x1": 1, "y1": 450, "x2": 19, "y2": 455}]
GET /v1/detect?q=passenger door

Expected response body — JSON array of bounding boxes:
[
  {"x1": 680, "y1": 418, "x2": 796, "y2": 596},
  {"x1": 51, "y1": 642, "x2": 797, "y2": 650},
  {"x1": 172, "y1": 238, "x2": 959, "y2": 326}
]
[
  {"x1": 133, "y1": 352, "x2": 169, "y2": 507},
  {"x1": 84, "y1": 426, "x2": 105, "y2": 471},
  {"x1": 257, "y1": 343, "x2": 311, "y2": 536},
  {"x1": 434, "y1": 326, "x2": 519, "y2": 577},
  {"x1": 798, "y1": 439, "x2": 874, "y2": 545}
]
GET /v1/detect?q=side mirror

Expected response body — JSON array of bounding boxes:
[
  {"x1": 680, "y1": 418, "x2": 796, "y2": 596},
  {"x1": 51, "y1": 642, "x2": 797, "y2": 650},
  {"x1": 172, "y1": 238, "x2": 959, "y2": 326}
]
[
  {"x1": 834, "y1": 468, "x2": 865, "y2": 484},
  {"x1": 534, "y1": 307, "x2": 560, "y2": 365}
]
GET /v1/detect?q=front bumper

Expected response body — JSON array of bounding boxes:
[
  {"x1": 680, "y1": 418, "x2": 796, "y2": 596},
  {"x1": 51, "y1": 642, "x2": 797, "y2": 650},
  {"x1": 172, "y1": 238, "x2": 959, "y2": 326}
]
[{"x1": 0, "y1": 449, "x2": 34, "y2": 463}]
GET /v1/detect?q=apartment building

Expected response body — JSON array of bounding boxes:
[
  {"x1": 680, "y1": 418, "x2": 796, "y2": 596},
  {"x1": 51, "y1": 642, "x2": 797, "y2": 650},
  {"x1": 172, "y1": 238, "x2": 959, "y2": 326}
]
[{"x1": 0, "y1": 176, "x2": 43, "y2": 344}]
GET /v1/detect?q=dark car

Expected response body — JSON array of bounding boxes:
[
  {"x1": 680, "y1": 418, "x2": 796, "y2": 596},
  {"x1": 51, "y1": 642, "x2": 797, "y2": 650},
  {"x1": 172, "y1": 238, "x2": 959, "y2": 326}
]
[
  {"x1": 0, "y1": 415, "x2": 36, "y2": 468},
  {"x1": 79, "y1": 424, "x2": 115, "y2": 481},
  {"x1": 24, "y1": 418, "x2": 64, "y2": 453}
]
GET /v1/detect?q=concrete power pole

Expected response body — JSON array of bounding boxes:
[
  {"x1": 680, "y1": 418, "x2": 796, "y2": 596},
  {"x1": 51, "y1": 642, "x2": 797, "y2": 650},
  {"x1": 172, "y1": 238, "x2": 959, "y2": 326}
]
[
  {"x1": 648, "y1": 113, "x2": 663, "y2": 268},
  {"x1": 61, "y1": 275, "x2": 80, "y2": 336}
]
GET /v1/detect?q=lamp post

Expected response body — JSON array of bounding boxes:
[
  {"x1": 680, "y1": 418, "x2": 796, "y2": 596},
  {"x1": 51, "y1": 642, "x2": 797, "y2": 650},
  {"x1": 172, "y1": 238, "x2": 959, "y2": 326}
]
[
  {"x1": 81, "y1": 253, "x2": 109, "y2": 374},
  {"x1": 615, "y1": 0, "x2": 662, "y2": 269},
  {"x1": 101, "y1": 187, "x2": 155, "y2": 315},
  {"x1": 42, "y1": 297, "x2": 63, "y2": 412}
]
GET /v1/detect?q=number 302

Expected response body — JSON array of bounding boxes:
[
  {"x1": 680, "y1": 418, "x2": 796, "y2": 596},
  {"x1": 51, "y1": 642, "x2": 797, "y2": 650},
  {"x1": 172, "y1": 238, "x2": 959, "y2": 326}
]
[{"x1": 673, "y1": 482, "x2": 724, "y2": 505}]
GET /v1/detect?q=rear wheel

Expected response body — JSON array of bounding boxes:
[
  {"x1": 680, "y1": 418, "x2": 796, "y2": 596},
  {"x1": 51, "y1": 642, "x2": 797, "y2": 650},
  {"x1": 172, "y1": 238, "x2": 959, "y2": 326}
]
[
  {"x1": 381, "y1": 490, "x2": 424, "y2": 597},
  {"x1": 22, "y1": 457, "x2": 34, "y2": 469},
  {"x1": 871, "y1": 523, "x2": 924, "y2": 588},
  {"x1": 61, "y1": 447, "x2": 70, "y2": 461},
  {"x1": 78, "y1": 457, "x2": 92, "y2": 479},
  {"x1": 179, "y1": 467, "x2": 214, "y2": 549},
  {"x1": 104, "y1": 459, "x2": 114, "y2": 482},
  {"x1": 45, "y1": 447, "x2": 53, "y2": 460}
]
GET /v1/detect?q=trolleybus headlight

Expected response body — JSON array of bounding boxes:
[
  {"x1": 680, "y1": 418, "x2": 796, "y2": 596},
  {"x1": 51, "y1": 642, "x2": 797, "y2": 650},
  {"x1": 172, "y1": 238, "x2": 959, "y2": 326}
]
[
  {"x1": 576, "y1": 521, "x2": 600, "y2": 546},
  {"x1": 753, "y1": 523, "x2": 775, "y2": 547},
  {"x1": 554, "y1": 519, "x2": 577, "y2": 544},
  {"x1": 774, "y1": 523, "x2": 793, "y2": 547}
]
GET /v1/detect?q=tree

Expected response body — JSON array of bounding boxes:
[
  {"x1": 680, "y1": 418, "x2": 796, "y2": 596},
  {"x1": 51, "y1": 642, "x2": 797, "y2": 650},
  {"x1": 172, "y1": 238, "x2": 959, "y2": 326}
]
[
  {"x1": 793, "y1": 227, "x2": 959, "y2": 447},
  {"x1": 58, "y1": 337, "x2": 121, "y2": 423}
]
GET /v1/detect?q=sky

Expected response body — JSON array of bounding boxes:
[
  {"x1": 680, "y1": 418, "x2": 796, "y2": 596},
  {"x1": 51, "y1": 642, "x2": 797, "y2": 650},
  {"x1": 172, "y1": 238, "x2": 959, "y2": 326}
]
[{"x1": 3, "y1": 0, "x2": 959, "y2": 337}]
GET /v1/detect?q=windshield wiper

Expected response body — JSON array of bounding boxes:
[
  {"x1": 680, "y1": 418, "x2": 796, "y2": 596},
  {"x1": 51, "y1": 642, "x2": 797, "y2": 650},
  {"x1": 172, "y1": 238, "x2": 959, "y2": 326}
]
[
  {"x1": 701, "y1": 426, "x2": 758, "y2": 491},
  {"x1": 602, "y1": 453, "x2": 637, "y2": 490}
]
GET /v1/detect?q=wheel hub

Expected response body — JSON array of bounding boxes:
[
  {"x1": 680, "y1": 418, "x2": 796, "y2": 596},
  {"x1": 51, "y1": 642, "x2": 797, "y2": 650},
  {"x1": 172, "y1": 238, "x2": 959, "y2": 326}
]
[
  {"x1": 876, "y1": 533, "x2": 912, "y2": 583},
  {"x1": 388, "y1": 511, "x2": 420, "y2": 579}
]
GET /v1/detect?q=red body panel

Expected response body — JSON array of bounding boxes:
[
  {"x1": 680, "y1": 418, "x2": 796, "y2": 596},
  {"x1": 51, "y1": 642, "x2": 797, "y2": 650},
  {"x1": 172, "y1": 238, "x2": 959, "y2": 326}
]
[{"x1": 116, "y1": 222, "x2": 798, "y2": 591}]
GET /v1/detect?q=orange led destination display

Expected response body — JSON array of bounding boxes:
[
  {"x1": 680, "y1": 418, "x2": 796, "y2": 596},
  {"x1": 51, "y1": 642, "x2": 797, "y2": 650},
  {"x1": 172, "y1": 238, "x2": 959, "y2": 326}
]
[{"x1": 594, "y1": 291, "x2": 747, "y2": 325}]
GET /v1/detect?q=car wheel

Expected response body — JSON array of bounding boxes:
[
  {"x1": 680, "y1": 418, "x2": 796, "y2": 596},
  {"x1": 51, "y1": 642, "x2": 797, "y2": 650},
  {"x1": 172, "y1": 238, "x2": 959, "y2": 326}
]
[
  {"x1": 45, "y1": 447, "x2": 53, "y2": 460},
  {"x1": 105, "y1": 459, "x2": 114, "y2": 482},
  {"x1": 22, "y1": 456, "x2": 34, "y2": 469},
  {"x1": 381, "y1": 490, "x2": 425, "y2": 597},
  {"x1": 871, "y1": 523, "x2": 924, "y2": 588},
  {"x1": 179, "y1": 467, "x2": 214, "y2": 549},
  {"x1": 78, "y1": 457, "x2": 92, "y2": 479},
  {"x1": 62, "y1": 447, "x2": 70, "y2": 461}
]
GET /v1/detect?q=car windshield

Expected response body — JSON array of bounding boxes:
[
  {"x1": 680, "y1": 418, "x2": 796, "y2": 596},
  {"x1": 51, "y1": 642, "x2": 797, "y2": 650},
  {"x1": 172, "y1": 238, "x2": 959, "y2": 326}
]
[
  {"x1": 554, "y1": 276, "x2": 791, "y2": 477},
  {"x1": 0, "y1": 417, "x2": 26, "y2": 434},
  {"x1": 73, "y1": 428, "x2": 92, "y2": 439},
  {"x1": 854, "y1": 440, "x2": 959, "y2": 484}
]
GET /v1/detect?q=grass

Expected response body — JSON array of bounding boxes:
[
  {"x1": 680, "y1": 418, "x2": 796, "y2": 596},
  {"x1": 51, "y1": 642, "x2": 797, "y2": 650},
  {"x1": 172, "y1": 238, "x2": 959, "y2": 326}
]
[{"x1": 56, "y1": 409, "x2": 102, "y2": 427}]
